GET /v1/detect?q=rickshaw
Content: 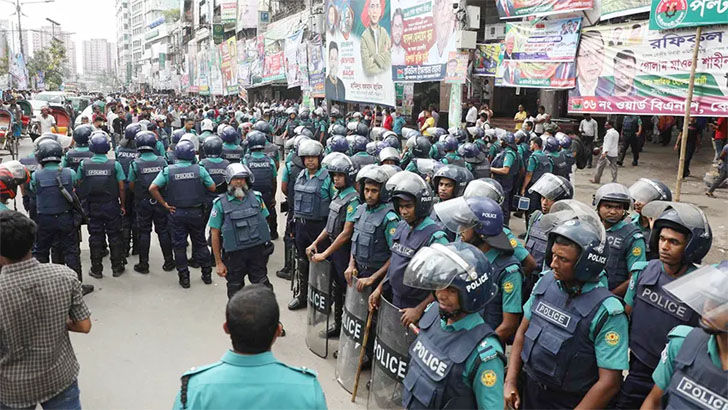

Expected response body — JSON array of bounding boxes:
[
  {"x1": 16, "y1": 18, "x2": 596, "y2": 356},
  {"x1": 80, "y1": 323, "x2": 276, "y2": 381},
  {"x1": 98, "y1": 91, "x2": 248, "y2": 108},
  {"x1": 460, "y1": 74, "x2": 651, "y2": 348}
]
[
  {"x1": 0, "y1": 108, "x2": 18, "y2": 159},
  {"x1": 18, "y1": 99, "x2": 32, "y2": 136},
  {"x1": 48, "y1": 103, "x2": 72, "y2": 136}
]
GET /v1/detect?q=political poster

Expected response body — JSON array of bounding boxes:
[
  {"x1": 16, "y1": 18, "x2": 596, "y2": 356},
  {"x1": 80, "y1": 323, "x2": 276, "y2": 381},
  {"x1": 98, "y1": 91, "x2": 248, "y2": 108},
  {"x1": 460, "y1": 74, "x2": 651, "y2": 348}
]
[
  {"x1": 324, "y1": 0, "x2": 395, "y2": 105},
  {"x1": 236, "y1": 0, "x2": 258, "y2": 31},
  {"x1": 237, "y1": 39, "x2": 251, "y2": 88},
  {"x1": 600, "y1": 0, "x2": 650, "y2": 20},
  {"x1": 221, "y1": 0, "x2": 237, "y2": 24},
  {"x1": 649, "y1": 0, "x2": 728, "y2": 30},
  {"x1": 285, "y1": 30, "x2": 304, "y2": 88},
  {"x1": 497, "y1": 61, "x2": 576, "y2": 88},
  {"x1": 210, "y1": 45, "x2": 224, "y2": 95},
  {"x1": 298, "y1": 38, "x2": 310, "y2": 91},
  {"x1": 221, "y1": 37, "x2": 238, "y2": 95},
  {"x1": 308, "y1": 33, "x2": 326, "y2": 97},
  {"x1": 494, "y1": 0, "x2": 593, "y2": 19},
  {"x1": 503, "y1": 18, "x2": 582, "y2": 61},
  {"x1": 389, "y1": 0, "x2": 458, "y2": 82},
  {"x1": 473, "y1": 43, "x2": 502, "y2": 77},
  {"x1": 197, "y1": 48, "x2": 209, "y2": 95},
  {"x1": 262, "y1": 38, "x2": 285, "y2": 83},
  {"x1": 448, "y1": 83, "x2": 462, "y2": 128},
  {"x1": 568, "y1": 22, "x2": 728, "y2": 117},
  {"x1": 444, "y1": 51, "x2": 469, "y2": 83}
]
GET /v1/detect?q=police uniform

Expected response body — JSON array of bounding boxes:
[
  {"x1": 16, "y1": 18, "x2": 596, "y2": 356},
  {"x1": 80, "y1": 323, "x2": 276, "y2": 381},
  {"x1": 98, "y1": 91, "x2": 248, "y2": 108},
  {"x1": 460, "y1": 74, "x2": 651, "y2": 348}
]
[
  {"x1": 442, "y1": 152, "x2": 469, "y2": 170},
  {"x1": 524, "y1": 151, "x2": 553, "y2": 214},
  {"x1": 77, "y1": 154, "x2": 127, "y2": 274},
  {"x1": 402, "y1": 304, "x2": 506, "y2": 409},
  {"x1": 221, "y1": 142, "x2": 244, "y2": 163},
  {"x1": 651, "y1": 325, "x2": 727, "y2": 409},
  {"x1": 173, "y1": 351, "x2": 327, "y2": 409},
  {"x1": 279, "y1": 156, "x2": 305, "y2": 278},
  {"x1": 548, "y1": 150, "x2": 570, "y2": 179},
  {"x1": 209, "y1": 191, "x2": 271, "y2": 298},
  {"x1": 521, "y1": 271, "x2": 630, "y2": 409},
  {"x1": 350, "y1": 202, "x2": 399, "y2": 278},
  {"x1": 491, "y1": 147, "x2": 518, "y2": 227},
  {"x1": 482, "y1": 248, "x2": 523, "y2": 334},
  {"x1": 386, "y1": 217, "x2": 448, "y2": 309},
  {"x1": 152, "y1": 160, "x2": 215, "y2": 284},
  {"x1": 198, "y1": 130, "x2": 214, "y2": 143},
  {"x1": 116, "y1": 144, "x2": 140, "y2": 256},
  {"x1": 61, "y1": 146, "x2": 93, "y2": 173},
  {"x1": 524, "y1": 211, "x2": 548, "y2": 269},
  {"x1": 604, "y1": 219, "x2": 647, "y2": 292},
  {"x1": 630, "y1": 212, "x2": 657, "y2": 259},
  {"x1": 127, "y1": 152, "x2": 174, "y2": 270},
  {"x1": 616, "y1": 260, "x2": 700, "y2": 409},
  {"x1": 263, "y1": 141, "x2": 281, "y2": 166},
  {"x1": 326, "y1": 186, "x2": 360, "y2": 289},
  {"x1": 243, "y1": 151, "x2": 278, "y2": 239}
]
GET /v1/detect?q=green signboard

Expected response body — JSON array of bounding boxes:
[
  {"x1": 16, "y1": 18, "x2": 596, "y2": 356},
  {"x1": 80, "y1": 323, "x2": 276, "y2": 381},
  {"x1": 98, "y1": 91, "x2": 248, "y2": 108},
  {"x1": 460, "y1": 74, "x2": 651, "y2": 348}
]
[
  {"x1": 213, "y1": 24, "x2": 224, "y2": 44},
  {"x1": 650, "y1": 0, "x2": 728, "y2": 30}
]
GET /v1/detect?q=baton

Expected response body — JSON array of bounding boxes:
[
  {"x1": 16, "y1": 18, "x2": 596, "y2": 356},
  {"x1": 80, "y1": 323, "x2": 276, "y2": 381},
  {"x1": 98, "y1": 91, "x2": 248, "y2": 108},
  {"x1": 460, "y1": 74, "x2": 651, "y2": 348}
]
[
  {"x1": 408, "y1": 323, "x2": 420, "y2": 335},
  {"x1": 351, "y1": 308, "x2": 374, "y2": 402}
]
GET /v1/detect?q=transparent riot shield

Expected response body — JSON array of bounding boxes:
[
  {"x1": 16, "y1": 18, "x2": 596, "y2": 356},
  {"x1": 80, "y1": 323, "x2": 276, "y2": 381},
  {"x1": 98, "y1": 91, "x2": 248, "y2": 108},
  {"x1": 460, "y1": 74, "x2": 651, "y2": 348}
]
[
  {"x1": 306, "y1": 260, "x2": 332, "y2": 358},
  {"x1": 335, "y1": 278, "x2": 373, "y2": 393},
  {"x1": 367, "y1": 296, "x2": 417, "y2": 410}
]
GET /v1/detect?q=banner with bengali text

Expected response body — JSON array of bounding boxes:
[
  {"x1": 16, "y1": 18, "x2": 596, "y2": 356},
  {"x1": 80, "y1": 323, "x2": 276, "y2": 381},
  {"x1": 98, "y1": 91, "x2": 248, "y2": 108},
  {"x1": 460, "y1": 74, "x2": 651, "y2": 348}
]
[
  {"x1": 650, "y1": 0, "x2": 728, "y2": 30},
  {"x1": 568, "y1": 22, "x2": 728, "y2": 116},
  {"x1": 473, "y1": 43, "x2": 502, "y2": 77},
  {"x1": 262, "y1": 37, "x2": 286, "y2": 83},
  {"x1": 285, "y1": 30, "x2": 304, "y2": 88},
  {"x1": 494, "y1": 0, "x2": 593, "y2": 19},
  {"x1": 503, "y1": 18, "x2": 582, "y2": 61},
  {"x1": 601, "y1": 0, "x2": 650, "y2": 20},
  {"x1": 497, "y1": 61, "x2": 575, "y2": 88},
  {"x1": 221, "y1": 37, "x2": 238, "y2": 95}
]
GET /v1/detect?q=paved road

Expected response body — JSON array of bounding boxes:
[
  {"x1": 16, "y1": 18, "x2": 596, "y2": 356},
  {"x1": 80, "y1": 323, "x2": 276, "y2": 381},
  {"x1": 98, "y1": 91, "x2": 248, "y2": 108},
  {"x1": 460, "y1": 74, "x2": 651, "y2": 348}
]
[{"x1": 3, "y1": 137, "x2": 725, "y2": 409}]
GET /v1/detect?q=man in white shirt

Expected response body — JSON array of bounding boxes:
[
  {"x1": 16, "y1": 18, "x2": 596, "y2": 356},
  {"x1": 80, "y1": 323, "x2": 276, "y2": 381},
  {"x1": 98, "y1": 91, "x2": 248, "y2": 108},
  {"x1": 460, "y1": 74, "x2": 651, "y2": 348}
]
[
  {"x1": 465, "y1": 103, "x2": 478, "y2": 126},
  {"x1": 38, "y1": 106, "x2": 58, "y2": 134},
  {"x1": 590, "y1": 120, "x2": 619, "y2": 184},
  {"x1": 579, "y1": 113, "x2": 599, "y2": 168},
  {"x1": 534, "y1": 105, "x2": 547, "y2": 135}
]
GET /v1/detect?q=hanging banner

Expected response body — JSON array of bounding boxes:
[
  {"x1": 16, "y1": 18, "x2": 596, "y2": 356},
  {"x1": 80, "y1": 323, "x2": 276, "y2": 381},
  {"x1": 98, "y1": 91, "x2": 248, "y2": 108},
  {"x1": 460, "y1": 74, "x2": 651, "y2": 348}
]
[
  {"x1": 495, "y1": 0, "x2": 593, "y2": 19},
  {"x1": 448, "y1": 83, "x2": 462, "y2": 129},
  {"x1": 237, "y1": 39, "x2": 251, "y2": 88},
  {"x1": 285, "y1": 30, "x2": 304, "y2": 88},
  {"x1": 390, "y1": 0, "x2": 458, "y2": 82},
  {"x1": 213, "y1": 24, "x2": 224, "y2": 44},
  {"x1": 262, "y1": 37, "x2": 286, "y2": 83},
  {"x1": 298, "y1": 38, "x2": 311, "y2": 91},
  {"x1": 473, "y1": 43, "x2": 502, "y2": 77},
  {"x1": 497, "y1": 61, "x2": 575, "y2": 88},
  {"x1": 237, "y1": 0, "x2": 258, "y2": 31},
  {"x1": 9, "y1": 53, "x2": 28, "y2": 90},
  {"x1": 210, "y1": 45, "x2": 224, "y2": 95},
  {"x1": 308, "y1": 33, "x2": 326, "y2": 98},
  {"x1": 504, "y1": 18, "x2": 582, "y2": 62},
  {"x1": 649, "y1": 0, "x2": 728, "y2": 30},
  {"x1": 568, "y1": 22, "x2": 728, "y2": 116},
  {"x1": 221, "y1": 0, "x2": 238, "y2": 24},
  {"x1": 221, "y1": 37, "x2": 238, "y2": 95},
  {"x1": 197, "y1": 47, "x2": 210, "y2": 95},
  {"x1": 601, "y1": 0, "x2": 650, "y2": 20},
  {"x1": 444, "y1": 51, "x2": 469, "y2": 83},
  {"x1": 324, "y1": 0, "x2": 395, "y2": 105},
  {"x1": 250, "y1": 37, "x2": 264, "y2": 85}
]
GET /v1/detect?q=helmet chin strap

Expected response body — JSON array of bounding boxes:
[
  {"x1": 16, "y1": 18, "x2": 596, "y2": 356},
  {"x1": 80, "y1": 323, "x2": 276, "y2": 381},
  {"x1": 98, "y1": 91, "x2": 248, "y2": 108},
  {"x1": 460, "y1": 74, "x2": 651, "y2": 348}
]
[
  {"x1": 699, "y1": 317, "x2": 728, "y2": 335},
  {"x1": 439, "y1": 307, "x2": 462, "y2": 321}
]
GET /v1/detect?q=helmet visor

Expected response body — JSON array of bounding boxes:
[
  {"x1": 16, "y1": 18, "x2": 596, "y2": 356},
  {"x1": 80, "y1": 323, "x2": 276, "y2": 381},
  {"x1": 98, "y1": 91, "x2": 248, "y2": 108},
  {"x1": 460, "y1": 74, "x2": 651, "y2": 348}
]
[
  {"x1": 528, "y1": 173, "x2": 569, "y2": 201},
  {"x1": 541, "y1": 199, "x2": 606, "y2": 243},
  {"x1": 393, "y1": 172, "x2": 430, "y2": 197},
  {"x1": 434, "y1": 197, "x2": 479, "y2": 234},
  {"x1": 322, "y1": 152, "x2": 349, "y2": 168},
  {"x1": 665, "y1": 264, "x2": 728, "y2": 332},
  {"x1": 642, "y1": 201, "x2": 710, "y2": 231},
  {"x1": 629, "y1": 179, "x2": 664, "y2": 204},
  {"x1": 464, "y1": 179, "x2": 504, "y2": 204},
  {"x1": 415, "y1": 159, "x2": 442, "y2": 177},
  {"x1": 404, "y1": 244, "x2": 476, "y2": 290}
]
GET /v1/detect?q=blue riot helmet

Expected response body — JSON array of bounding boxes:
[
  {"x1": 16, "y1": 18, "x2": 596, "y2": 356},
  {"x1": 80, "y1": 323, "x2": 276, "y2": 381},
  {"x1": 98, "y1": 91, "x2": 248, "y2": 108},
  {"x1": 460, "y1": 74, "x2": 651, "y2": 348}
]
[
  {"x1": 463, "y1": 178, "x2": 505, "y2": 205},
  {"x1": 171, "y1": 128, "x2": 186, "y2": 145},
  {"x1": 253, "y1": 120, "x2": 271, "y2": 135},
  {"x1": 544, "y1": 136, "x2": 560, "y2": 153},
  {"x1": 375, "y1": 140, "x2": 389, "y2": 155},
  {"x1": 413, "y1": 136, "x2": 432, "y2": 159},
  {"x1": 73, "y1": 124, "x2": 94, "y2": 146},
  {"x1": 89, "y1": 132, "x2": 111, "y2": 154},
  {"x1": 642, "y1": 201, "x2": 712, "y2": 265},
  {"x1": 202, "y1": 136, "x2": 224, "y2": 158},
  {"x1": 382, "y1": 132, "x2": 401, "y2": 150},
  {"x1": 365, "y1": 141, "x2": 378, "y2": 156},
  {"x1": 392, "y1": 171, "x2": 434, "y2": 219},
  {"x1": 459, "y1": 142, "x2": 485, "y2": 163},
  {"x1": 125, "y1": 122, "x2": 144, "y2": 141},
  {"x1": 330, "y1": 135, "x2": 350, "y2": 153},
  {"x1": 514, "y1": 130, "x2": 529, "y2": 144},
  {"x1": 544, "y1": 217, "x2": 609, "y2": 282},
  {"x1": 330, "y1": 124, "x2": 347, "y2": 138},
  {"x1": 138, "y1": 119, "x2": 152, "y2": 131},
  {"x1": 557, "y1": 133, "x2": 572, "y2": 149},
  {"x1": 224, "y1": 162, "x2": 254, "y2": 185},
  {"x1": 220, "y1": 126, "x2": 240, "y2": 144},
  {"x1": 629, "y1": 178, "x2": 672, "y2": 207},
  {"x1": 443, "y1": 135, "x2": 459, "y2": 152},
  {"x1": 434, "y1": 196, "x2": 512, "y2": 251},
  {"x1": 500, "y1": 133, "x2": 517, "y2": 150},
  {"x1": 246, "y1": 130, "x2": 267, "y2": 150},
  {"x1": 355, "y1": 122, "x2": 369, "y2": 137},
  {"x1": 433, "y1": 165, "x2": 473, "y2": 198},
  {"x1": 451, "y1": 128, "x2": 468, "y2": 143},
  {"x1": 175, "y1": 140, "x2": 196, "y2": 161},
  {"x1": 404, "y1": 242, "x2": 498, "y2": 314},
  {"x1": 468, "y1": 126, "x2": 485, "y2": 140},
  {"x1": 145, "y1": 120, "x2": 158, "y2": 132},
  {"x1": 135, "y1": 131, "x2": 158, "y2": 152},
  {"x1": 36, "y1": 139, "x2": 64, "y2": 163},
  {"x1": 378, "y1": 147, "x2": 401, "y2": 165},
  {"x1": 323, "y1": 152, "x2": 357, "y2": 186},
  {"x1": 352, "y1": 135, "x2": 369, "y2": 154}
]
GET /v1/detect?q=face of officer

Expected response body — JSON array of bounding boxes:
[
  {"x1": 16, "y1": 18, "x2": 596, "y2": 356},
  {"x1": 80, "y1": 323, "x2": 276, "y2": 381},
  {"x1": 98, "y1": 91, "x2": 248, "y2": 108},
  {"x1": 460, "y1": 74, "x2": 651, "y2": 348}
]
[
  {"x1": 228, "y1": 177, "x2": 249, "y2": 199},
  {"x1": 541, "y1": 197, "x2": 555, "y2": 214},
  {"x1": 303, "y1": 156, "x2": 320, "y2": 171},
  {"x1": 363, "y1": 181, "x2": 381, "y2": 206},
  {"x1": 397, "y1": 198, "x2": 417, "y2": 225},
  {"x1": 549, "y1": 240, "x2": 580, "y2": 283},
  {"x1": 657, "y1": 227, "x2": 687, "y2": 267},
  {"x1": 435, "y1": 287, "x2": 466, "y2": 323},
  {"x1": 598, "y1": 201, "x2": 626, "y2": 226},
  {"x1": 437, "y1": 178, "x2": 455, "y2": 201},
  {"x1": 332, "y1": 172, "x2": 347, "y2": 190}
]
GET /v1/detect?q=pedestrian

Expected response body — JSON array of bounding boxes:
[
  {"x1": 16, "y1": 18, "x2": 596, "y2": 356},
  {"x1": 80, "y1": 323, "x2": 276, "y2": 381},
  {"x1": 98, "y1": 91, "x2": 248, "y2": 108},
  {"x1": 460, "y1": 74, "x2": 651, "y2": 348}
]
[
  {"x1": 617, "y1": 114, "x2": 642, "y2": 166},
  {"x1": 149, "y1": 140, "x2": 217, "y2": 289},
  {"x1": 401, "y1": 241, "x2": 505, "y2": 409},
  {"x1": 429, "y1": 104, "x2": 439, "y2": 127},
  {"x1": 709, "y1": 116, "x2": 727, "y2": 163},
  {"x1": 38, "y1": 106, "x2": 59, "y2": 134},
  {"x1": 533, "y1": 105, "x2": 547, "y2": 136},
  {"x1": 465, "y1": 102, "x2": 478, "y2": 127},
  {"x1": 420, "y1": 108, "x2": 435, "y2": 133},
  {"x1": 657, "y1": 115, "x2": 675, "y2": 146},
  {"x1": 513, "y1": 104, "x2": 527, "y2": 131},
  {"x1": 381, "y1": 108, "x2": 393, "y2": 130},
  {"x1": 706, "y1": 143, "x2": 728, "y2": 197},
  {"x1": 579, "y1": 114, "x2": 598, "y2": 168},
  {"x1": 0, "y1": 211, "x2": 91, "y2": 410},
  {"x1": 172, "y1": 285, "x2": 327, "y2": 409},
  {"x1": 616, "y1": 202, "x2": 711, "y2": 409},
  {"x1": 590, "y1": 120, "x2": 619, "y2": 184},
  {"x1": 674, "y1": 117, "x2": 701, "y2": 178}
]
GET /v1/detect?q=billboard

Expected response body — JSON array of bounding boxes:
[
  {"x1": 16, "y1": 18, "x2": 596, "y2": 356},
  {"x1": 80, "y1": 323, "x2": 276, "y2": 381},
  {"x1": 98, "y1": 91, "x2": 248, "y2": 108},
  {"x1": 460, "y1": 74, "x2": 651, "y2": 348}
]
[
  {"x1": 473, "y1": 43, "x2": 502, "y2": 77},
  {"x1": 494, "y1": 0, "x2": 593, "y2": 19},
  {"x1": 601, "y1": 0, "x2": 650, "y2": 20},
  {"x1": 650, "y1": 0, "x2": 728, "y2": 30}
]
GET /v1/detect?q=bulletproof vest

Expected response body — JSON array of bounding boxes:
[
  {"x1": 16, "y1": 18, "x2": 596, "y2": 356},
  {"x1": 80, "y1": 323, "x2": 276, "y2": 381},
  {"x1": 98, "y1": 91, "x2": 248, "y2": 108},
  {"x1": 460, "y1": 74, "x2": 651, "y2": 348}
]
[
  {"x1": 200, "y1": 158, "x2": 230, "y2": 192},
  {"x1": 301, "y1": 119, "x2": 316, "y2": 135},
  {"x1": 165, "y1": 151, "x2": 177, "y2": 165},
  {"x1": 522, "y1": 272, "x2": 613, "y2": 394},
  {"x1": 630, "y1": 260, "x2": 699, "y2": 369},
  {"x1": 286, "y1": 156, "x2": 305, "y2": 201},
  {"x1": 244, "y1": 153, "x2": 274, "y2": 194},
  {"x1": 293, "y1": 169, "x2": 331, "y2": 221},
  {"x1": 65, "y1": 149, "x2": 93, "y2": 172},
  {"x1": 403, "y1": 307, "x2": 500, "y2": 410},
  {"x1": 221, "y1": 145, "x2": 244, "y2": 162},
  {"x1": 482, "y1": 252, "x2": 521, "y2": 329},
  {"x1": 350, "y1": 153, "x2": 376, "y2": 169},
  {"x1": 622, "y1": 116, "x2": 639, "y2": 136},
  {"x1": 351, "y1": 203, "x2": 394, "y2": 267},
  {"x1": 550, "y1": 151, "x2": 570, "y2": 178},
  {"x1": 35, "y1": 167, "x2": 74, "y2": 215},
  {"x1": 564, "y1": 151, "x2": 576, "y2": 169},
  {"x1": 166, "y1": 164, "x2": 206, "y2": 208},
  {"x1": 219, "y1": 193, "x2": 271, "y2": 252},
  {"x1": 663, "y1": 328, "x2": 728, "y2": 410},
  {"x1": 519, "y1": 143, "x2": 532, "y2": 166},
  {"x1": 529, "y1": 152, "x2": 554, "y2": 188},
  {"x1": 116, "y1": 146, "x2": 138, "y2": 176},
  {"x1": 444, "y1": 153, "x2": 466, "y2": 168},
  {"x1": 605, "y1": 222, "x2": 642, "y2": 291},
  {"x1": 491, "y1": 149, "x2": 518, "y2": 192},
  {"x1": 80, "y1": 159, "x2": 119, "y2": 203},
  {"x1": 285, "y1": 120, "x2": 298, "y2": 135},
  {"x1": 525, "y1": 212, "x2": 549, "y2": 268},
  {"x1": 470, "y1": 158, "x2": 491, "y2": 179},
  {"x1": 133, "y1": 157, "x2": 166, "y2": 200},
  {"x1": 388, "y1": 221, "x2": 442, "y2": 305},
  {"x1": 263, "y1": 142, "x2": 279, "y2": 161},
  {"x1": 326, "y1": 189, "x2": 357, "y2": 241}
]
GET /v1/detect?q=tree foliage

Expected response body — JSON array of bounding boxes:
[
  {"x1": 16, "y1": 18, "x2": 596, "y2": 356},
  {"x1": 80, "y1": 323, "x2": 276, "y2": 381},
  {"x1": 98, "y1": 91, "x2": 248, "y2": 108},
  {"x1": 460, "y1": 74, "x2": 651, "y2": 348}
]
[
  {"x1": 27, "y1": 38, "x2": 67, "y2": 90},
  {"x1": 163, "y1": 8, "x2": 181, "y2": 23}
]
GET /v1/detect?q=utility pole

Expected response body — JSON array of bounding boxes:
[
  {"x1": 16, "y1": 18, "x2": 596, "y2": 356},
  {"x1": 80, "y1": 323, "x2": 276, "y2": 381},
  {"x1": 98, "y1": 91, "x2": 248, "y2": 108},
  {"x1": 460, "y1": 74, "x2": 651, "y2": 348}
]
[{"x1": 15, "y1": 0, "x2": 22, "y2": 56}]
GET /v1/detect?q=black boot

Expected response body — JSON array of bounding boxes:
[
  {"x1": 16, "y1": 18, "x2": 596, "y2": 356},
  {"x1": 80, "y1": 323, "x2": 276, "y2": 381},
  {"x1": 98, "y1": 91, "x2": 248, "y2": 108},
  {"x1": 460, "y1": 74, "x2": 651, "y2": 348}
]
[
  {"x1": 276, "y1": 241, "x2": 293, "y2": 279},
  {"x1": 178, "y1": 271, "x2": 191, "y2": 288},
  {"x1": 288, "y1": 258, "x2": 308, "y2": 310},
  {"x1": 89, "y1": 262, "x2": 103, "y2": 279},
  {"x1": 201, "y1": 268, "x2": 212, "y2": 285},
  {"x1": 162, "y1": 260, "x2": 176, "y2": 271},
  {"x1": 81, "y1": 284, "x2": 95, "y2": 295},
  {"x1": 323, "y1": 282, "x2": 344, "y2": 338},
  {"x1": 134, "y1": 260, "x2": 150, "y2": 274},
  {"x1": 110, "y1": 244, "x2": 126, "y2": 277}
]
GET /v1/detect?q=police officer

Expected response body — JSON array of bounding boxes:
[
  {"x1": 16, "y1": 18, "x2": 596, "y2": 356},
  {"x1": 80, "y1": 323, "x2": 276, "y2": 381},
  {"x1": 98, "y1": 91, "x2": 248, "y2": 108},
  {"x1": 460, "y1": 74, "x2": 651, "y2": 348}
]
[
  {"x1": 127, "y1": 130, "x2": 175, "y2": 274},
  {"x1": 199, "y1": 119, "x2": 215, "y2": 142},
  {"x1": 277, "y1": 135, "x2": 310, "y2": 280},
  {"x1": 628, "y1": 178, "x2": 672, "y2": 259},
  {"x1": 220, "y1": 126, "x2": 244, "y2": 163},
  {"x1": 404, "y1": 136, "x2": 433, "y2": 174},
  {"x1": 435, "y1": 196, "x2": 524, "y2": 344},
  {"x1": 595, "y1": 183, "x2": 647, "y2": 296},
  {"x1": 489, "y1": 133, "x2": 519, "y2": 227},
  {"x1": 209, "y1": 163, "x2": 272, "y2": 299},
  {"x1": 369, "y1": 171, "x2": 448, "y2": 327},
  {"x1": 350, "y1": 135, "x2": 376, "y2": 169},
  {"x1": 460, "y1": 142, "x2": 490, "y2": 179},
  {"x1": 520, "y1": 137, "x2": 553, "y2": 221},
  {"x1": 173, "y1": 285, "x2": 326, "y2": 409},
  {"x1": 378, "y1": 147, "x2": 401, "y2": 168},
  {"x1": 117, "y1": 123, "x2": 142, "y2": 257},
  {"x1": 545, "y1": 136, "x2": 569, "y2": 179},
  {"x1": 289, "y1": 140, "x2": 334, "y2": 310},
  {"x1": 524, "y1": 173, "x2": 574, "y2": 269},
  {"x1": 241, "y1": 131, "x2": 278, "y2": 240},
  {"x1": 616, "y1": 202, "x2": 712, "y2": 409},
  {"x1": 306, "y1": 153, "x2": 360, "y2": 336},
  {"x1": 431, "y1": 165, "x2": 472, "y2": 240},
  {"x1": 281, "y1": 107, "x2": 298, "y2": 141},
  {"x1": 617, "y1": 114, "x2": 642, "y2": 167},
  {"x1": 61, "y1": 124, "x2": 94, "y2": 172},
  {"x1": 77, "y1": 132, "x2": 127, "y2": 278},
  {"x1": 401, "y1": 241, "x2": 505, "y2": 409},
  {"x1": 252, "y1": 121, "x2": 280, "y2": 166},
  {"x1": 557, "y1": 133, "x2": 576, "y2": 181},
  {"x1": 166, "y1": 129, "x2": 186, "y2": 165},
  {"x1": 149, "y1": 140, "x2": 217, "y2": 288},
  {"x1": 298, "y1": 109, "x2": 316, "y2": 136},
  {"x1": 640, "y1": 261, "x2": 728, "y2": 409},
  {"x1": 440, "y1": 136, "x2": 468, "y2": 169},
  {"x1": 505, "y1": 219, "x2": 629, "y2": 409}
]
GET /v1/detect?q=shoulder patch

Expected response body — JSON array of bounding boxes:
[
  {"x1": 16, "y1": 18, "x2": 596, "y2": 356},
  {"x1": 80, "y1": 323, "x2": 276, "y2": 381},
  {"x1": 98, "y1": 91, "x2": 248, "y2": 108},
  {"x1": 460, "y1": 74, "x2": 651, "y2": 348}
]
[
  {"x1": 510, "y1": 238, "x2": 518, "y2": 248},
  {"x1": 667, "y1": 325, "x2": 693, "y2": 340},
  {"x1": 477, "y1": 338, "x2": 502, "y2": 362},
  {"x1": 481, "y1": 369, "x2": 498, "y2": 387},
  {"x1": 631, "y1": 246, "x2": 642, "y2": 257},
  {"x1": 602, "y1": 297, "x2": 625, "y2": 315},
  {"x1": 505, "y1": 264, "x2": 521, "y2": 274},
  {"x1": 281, "y1": 363, "x2": 318, "y2": 377},
  {"x1": 604, "y1": 330, "x2": 621, "y2": 346},
  {"x1": 432, "y1": 231, "x2": 447, "y2": 239},
  {"x1": 633, "y1": 232, "x2": 645, "y2": 240},
  {"x1": 182, "y1": 362, "x2": 223, "y2": 377}
]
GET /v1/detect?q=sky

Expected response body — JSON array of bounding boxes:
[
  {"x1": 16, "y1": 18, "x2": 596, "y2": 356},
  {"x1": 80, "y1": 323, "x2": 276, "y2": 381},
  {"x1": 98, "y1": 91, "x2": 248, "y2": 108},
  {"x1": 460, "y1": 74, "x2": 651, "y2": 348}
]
[{"x1": 0, "y1": 0, "x2": 116, "y2": 73}]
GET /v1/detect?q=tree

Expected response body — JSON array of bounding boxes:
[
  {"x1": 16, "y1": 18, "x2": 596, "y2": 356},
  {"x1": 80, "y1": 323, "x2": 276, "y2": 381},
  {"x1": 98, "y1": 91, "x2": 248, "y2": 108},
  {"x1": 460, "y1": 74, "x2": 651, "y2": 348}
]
[
  {"x1": 27, "y1": 38, "x2": 67, "y2": 90},
  {"x1": 163, "y1": 8, "x2": 180, "y2": 23}
]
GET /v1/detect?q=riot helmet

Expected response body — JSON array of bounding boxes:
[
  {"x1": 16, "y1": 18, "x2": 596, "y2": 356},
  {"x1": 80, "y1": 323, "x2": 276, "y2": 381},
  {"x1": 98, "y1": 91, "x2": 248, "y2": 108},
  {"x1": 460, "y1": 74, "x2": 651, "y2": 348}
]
[
  {"x1": 73, "y1": 124, "x2": 94, "y2": 146},
  {"x1": 413, "y1": 136, "x2": 432, "y2": 159},
  {"x1": 463, "y1": 178, "x2": 505, "y2": 205},
  {"x1": 378, "y1": 147, "x2": 401, "y2": 165},
  {"x1": 323, "y1": 152, "x2": 357, "y2": 186},
  {"x1": 352, "y1": 135, "x2": 368, "y2": 154},
  {"x1": 329, "y1": 135, "x2": 350, "y2": 154},
  {"x1": 202, "y1": 136, "x2": 224, "y2": 158},
  {"x1": 629, "y1": 178, "x2": 672, "y2": 208},
  {"x1": 135, "y1": 131, "x2": 158, "y2": 152},
  {"x1": 247, "y1": 130, "x2": 267, "y2": 150},
  {"x1": 175, "y1": 140, "x2": 196, "y2": 161},
  {"x1": 643, "y1": 201, "x2": 712, "y2": 265},
  {"x1": 220, "y1": 126, "x2": 240, "y2": 144},
  {"x1": 391, "y1": 171, "x2": 434, "y2": 220},
  {"x1": 664, "y1": 262, "x2": 728, "y2": 333},
  {"x1": 434, "y1": 196, "x2": 511, "y2": 251},
  {"x1": 433, "y1": 165, "x2": 473, "y2": 199},
  {"x1": 89, "y1": 133, "x2": 111, "y2": 154},
  {"x1": 36, "y1": 140, "x2": 63, "y2": 164},
  {"x1": 528, "y1": 173, "x2": 574, "y2": 202}
]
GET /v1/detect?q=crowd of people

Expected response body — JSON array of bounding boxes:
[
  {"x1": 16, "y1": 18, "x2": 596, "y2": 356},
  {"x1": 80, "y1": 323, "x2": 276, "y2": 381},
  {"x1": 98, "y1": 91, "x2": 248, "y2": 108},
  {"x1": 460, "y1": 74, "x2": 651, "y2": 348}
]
[{"x1": 0, "y1": 95, "x2": 726, "y2": 409}]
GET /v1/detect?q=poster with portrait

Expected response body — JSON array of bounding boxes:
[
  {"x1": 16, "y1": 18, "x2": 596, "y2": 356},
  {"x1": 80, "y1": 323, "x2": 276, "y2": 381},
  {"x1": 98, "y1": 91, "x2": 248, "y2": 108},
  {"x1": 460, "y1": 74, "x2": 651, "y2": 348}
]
[
  {"x1": 494, "y1": 0, "x2": 593, "y2": 19},
  {"x1": 389, "y1": 0, "x2": 458, "y2": 82},
  {"x1": 568, "y1": 22, "x2": 728, "y2": 116},
  {"x1": 503, "y1": 18, "x2": 582, "y2": 61},
  {"x1": 600, "y1": 0, "x2": 650, "y2": 20},
  {"x1": 262, "y1": 37, "x2": 286, "y2": 83},
  {"x1": 324, "y1": 0, "x2": 395, "y2": 105},
  {"x1": 221, "y1": 37, "x2": 238, "y2": 95},
  {"x1": 497, "y1": 61, "x2": 576, "y2": 88},
  {"x1": 236, "y1": 0, "x2": 258, "y2": 31},
  {"x1": 473, "y1": 43, "x2": 502, "y2": 76},
  {"x1": 210, "y1": 45, "x2": 224, "y2": 95},
  {"x1": 298, "y1": 38, "x2": 310, "y2": 91},
  {"x1": 237, "y1": 39, "x2": 251, "y2": 88},
  {"x1": 197, "y1": 48, "x2": 209, "y2": 95},
  {"x1": 444, "y1": 51, "x2": 469, "y2": 83},
  {"x1": 308, "y1": 33, "x2": 326, "y2": 97},
  {"x1": 249, "y1": 37, "x2": 263, "y2": 85},
  {"x1": 285, "y1": 30, "x2": 304, "y2": 88}
]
